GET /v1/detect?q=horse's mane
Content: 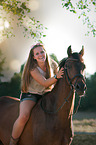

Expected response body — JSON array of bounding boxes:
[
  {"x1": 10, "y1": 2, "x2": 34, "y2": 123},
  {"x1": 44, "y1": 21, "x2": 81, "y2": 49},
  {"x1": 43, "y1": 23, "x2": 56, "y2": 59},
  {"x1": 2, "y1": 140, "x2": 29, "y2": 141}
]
[
  {"x1": 59, "y1": 52, "x2": 80, "y2": 69},
  {"x1": 59, "y1": 57, "x2": 67, "y2": 69}
]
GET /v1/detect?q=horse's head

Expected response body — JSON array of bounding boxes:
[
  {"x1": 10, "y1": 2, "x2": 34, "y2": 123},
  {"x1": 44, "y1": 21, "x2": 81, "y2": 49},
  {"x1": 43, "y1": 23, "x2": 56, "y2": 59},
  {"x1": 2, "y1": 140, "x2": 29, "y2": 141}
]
[{"x1": 60, "y1": 45, "x2": 87, "y2": 96}]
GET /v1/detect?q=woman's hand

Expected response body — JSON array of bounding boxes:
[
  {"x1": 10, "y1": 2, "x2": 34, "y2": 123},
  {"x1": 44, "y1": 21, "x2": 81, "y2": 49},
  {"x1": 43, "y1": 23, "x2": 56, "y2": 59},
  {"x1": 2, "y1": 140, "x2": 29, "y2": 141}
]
[{"x1": 56, "y1": 67, "x2": 64, "y2": 79}]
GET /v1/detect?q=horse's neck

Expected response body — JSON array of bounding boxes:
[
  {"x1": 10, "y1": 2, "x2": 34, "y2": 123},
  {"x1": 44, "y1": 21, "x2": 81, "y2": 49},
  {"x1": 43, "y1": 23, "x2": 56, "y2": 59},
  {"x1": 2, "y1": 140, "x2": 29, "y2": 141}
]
[
  {"x1": 52, "y1": 77, "x2": 71, "y2": 101},
  {"x1": 52, "y1": 76, "x2": 75, "y2": 115}
]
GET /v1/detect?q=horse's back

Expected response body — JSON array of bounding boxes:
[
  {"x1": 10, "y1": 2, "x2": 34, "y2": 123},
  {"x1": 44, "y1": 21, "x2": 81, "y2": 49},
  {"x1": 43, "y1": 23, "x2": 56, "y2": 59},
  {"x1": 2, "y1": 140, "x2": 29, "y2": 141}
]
[
  {"x1": 0, "y1": 96, "x2": 20, "y2": 145},
  {"x1": 0, "y1": 96, "x2": 20, "y2": 114},
  {"x1": 0, "y1": 95, "x2": 19, "y2": 104},
  {"x1": 0, "y1": 96, "x2": 20, "y2": 124}
]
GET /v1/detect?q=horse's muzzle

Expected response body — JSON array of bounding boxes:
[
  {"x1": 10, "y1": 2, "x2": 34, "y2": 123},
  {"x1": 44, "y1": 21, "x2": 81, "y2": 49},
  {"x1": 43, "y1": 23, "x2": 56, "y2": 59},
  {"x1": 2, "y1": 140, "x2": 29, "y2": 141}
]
[{"x1": 75, "y1": 81, "x2": 87, "y2": 96}]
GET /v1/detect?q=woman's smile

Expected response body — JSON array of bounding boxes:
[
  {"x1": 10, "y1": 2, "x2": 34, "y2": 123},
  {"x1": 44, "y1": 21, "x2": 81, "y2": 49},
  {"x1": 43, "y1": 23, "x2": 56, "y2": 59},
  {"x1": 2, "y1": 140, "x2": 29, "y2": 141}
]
[{"x1": 33, "y1": 46, "x2": 46, "y2": 63}]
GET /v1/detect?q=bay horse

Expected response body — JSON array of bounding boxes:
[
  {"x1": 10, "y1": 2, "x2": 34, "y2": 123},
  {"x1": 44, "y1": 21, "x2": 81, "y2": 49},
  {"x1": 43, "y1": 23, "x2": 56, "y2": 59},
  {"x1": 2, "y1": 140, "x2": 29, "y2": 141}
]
[{"x1": 0, "y1": 46, "x2": 86, "y2": 145}]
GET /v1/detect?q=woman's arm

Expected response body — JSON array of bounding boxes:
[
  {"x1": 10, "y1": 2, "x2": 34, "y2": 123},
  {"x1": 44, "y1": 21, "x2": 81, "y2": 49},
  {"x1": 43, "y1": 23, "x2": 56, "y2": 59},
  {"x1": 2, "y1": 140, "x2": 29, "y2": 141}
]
[{"x1": 30, "y1": 67, "x2": 64, "y2": 88}]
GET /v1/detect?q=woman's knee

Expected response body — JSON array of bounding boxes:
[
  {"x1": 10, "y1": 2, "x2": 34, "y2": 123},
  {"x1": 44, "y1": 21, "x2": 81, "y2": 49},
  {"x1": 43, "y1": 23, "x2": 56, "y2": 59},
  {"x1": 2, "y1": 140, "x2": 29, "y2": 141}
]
[
  {"x1": 18, "y1": 100, "x2": 36, "y2": 125},
  {"x1": 18, "y1": 113, "x2": 30, "y2": 125}
]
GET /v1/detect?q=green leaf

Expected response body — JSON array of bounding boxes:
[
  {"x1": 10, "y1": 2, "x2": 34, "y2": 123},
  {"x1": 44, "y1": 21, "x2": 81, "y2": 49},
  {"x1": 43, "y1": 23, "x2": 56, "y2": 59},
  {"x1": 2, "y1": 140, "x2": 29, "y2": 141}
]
[
  {"x1": 93, "y1": 2, "x2": 96, "y2": 5},
  {"x1": 43, "y1": 35, "x2": 46, "y2": 37},
  {"x1": 38, "y1": 40, "x2": 43, "y2": 44},
  {"x1": 70, "y1": 10, "x2": 76, "y2": 13}
]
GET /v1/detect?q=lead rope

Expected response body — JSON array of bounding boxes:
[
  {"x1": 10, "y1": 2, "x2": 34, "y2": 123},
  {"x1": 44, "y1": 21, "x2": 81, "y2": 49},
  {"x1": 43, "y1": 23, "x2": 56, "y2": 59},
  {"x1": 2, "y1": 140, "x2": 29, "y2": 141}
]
[
  {"x1": 64, "y1": 68, "x2": 82, "y2": 116},
  {"x1": 74, "y1": 97, "x2": 81, "y2": 114},
  {"x1": 40, "y1": 83, "x2": 81, "y2": 115},
  {"x1": 40, "y1": 88, "x2": 74, "y2": 114},
  {"x1": 69, "y1": 96, "x2": 81, "y2": 117}
]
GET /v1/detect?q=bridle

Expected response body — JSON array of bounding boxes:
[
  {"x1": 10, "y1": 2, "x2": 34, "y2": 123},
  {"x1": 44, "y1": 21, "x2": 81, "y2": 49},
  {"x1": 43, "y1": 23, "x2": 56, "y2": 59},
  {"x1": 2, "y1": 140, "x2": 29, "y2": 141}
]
[
  {"x1": 64, "y1": 58, "x2": 86, "y2": 90},
  {"x1": 40, "y1": 58, "x2": 86, "y2": 114},
  {"x1": 64, "y1": 58, "x2": 86, "y2": 114}
]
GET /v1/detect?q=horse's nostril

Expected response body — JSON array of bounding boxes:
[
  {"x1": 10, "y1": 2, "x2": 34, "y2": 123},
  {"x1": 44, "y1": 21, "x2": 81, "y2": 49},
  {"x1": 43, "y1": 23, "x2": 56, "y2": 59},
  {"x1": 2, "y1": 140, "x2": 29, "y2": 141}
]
[
  {"x1": 76, "y1": 84, "x2": 80, "y2": 90},
  {"x1": 76, "y1": 83, "x2": 87, "y2": 91}
]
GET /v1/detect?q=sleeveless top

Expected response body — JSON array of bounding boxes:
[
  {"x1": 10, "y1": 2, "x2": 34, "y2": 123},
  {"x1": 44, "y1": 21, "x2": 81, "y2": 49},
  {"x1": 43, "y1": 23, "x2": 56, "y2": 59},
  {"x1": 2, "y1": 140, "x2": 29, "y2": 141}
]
[{"x1": 27, "y1": 59, "x2": 58, "y2": 95}]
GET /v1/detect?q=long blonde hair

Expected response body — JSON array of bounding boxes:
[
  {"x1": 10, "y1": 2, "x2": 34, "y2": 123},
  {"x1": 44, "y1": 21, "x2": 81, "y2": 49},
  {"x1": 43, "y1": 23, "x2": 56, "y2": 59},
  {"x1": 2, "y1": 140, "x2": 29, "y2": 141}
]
[{"x1": 21, "y1": 43, "x2": 51, "y2": 92}]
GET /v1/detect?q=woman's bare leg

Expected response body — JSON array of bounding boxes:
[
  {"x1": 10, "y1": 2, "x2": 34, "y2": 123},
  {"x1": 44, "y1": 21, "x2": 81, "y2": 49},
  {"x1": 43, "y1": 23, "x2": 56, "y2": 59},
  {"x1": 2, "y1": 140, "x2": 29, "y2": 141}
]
[{"x1": 11, "y1": 100, "x2": 36, "y2": 139}]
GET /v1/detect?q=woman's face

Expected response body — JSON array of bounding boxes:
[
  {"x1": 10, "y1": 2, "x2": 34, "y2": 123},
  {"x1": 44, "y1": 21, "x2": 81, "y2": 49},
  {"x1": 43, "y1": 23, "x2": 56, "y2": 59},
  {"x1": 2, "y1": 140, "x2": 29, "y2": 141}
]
[{"x1": 33, "y1": 46, "x2": 46, "y2": 63}]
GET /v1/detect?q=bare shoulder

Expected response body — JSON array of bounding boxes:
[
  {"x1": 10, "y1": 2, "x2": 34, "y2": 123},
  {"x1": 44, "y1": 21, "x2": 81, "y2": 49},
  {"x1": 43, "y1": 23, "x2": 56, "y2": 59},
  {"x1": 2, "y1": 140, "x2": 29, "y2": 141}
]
[
  {"x1": 30, "y1": 67, "x2": 46, "y2": 86},
  {"x1": 30, "y1": 67, "x2": 39, "y2": 73},
  {"x1": 30, "y1": 68, "x2": 40, "y2": 76}
]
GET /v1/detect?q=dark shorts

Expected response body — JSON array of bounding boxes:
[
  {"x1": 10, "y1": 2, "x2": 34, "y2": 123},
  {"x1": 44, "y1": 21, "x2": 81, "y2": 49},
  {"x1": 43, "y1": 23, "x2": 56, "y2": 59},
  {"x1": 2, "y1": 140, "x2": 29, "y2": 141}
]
[{"x1": 20, "y1": 92, "x2": 42, "y2": 103}]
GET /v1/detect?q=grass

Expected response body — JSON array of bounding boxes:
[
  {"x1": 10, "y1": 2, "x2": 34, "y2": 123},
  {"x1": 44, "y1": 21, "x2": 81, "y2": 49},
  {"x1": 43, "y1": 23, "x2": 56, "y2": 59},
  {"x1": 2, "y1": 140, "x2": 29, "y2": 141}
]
[
  {"x1": 71, "y1": 134, "x2": 96, "y2": 145},
  {"x1": 71, "y1": 111, "x2": 96, "y2": 145},
  {"x1": 73, "y1": 119, "x2": 96, "y2": 133}
]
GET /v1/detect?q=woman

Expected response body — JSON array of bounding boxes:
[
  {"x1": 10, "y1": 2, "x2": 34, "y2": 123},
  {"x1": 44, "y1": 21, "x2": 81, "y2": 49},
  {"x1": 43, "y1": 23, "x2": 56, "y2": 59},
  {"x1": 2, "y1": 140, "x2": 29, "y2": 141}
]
[{"x1": 9, "y1": 43, "x2": 64, "y2": 145}]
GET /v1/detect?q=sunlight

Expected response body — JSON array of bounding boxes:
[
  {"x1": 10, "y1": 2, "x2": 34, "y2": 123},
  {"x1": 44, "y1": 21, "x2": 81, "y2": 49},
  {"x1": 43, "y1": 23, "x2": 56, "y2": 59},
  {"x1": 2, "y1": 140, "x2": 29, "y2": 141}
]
[
  {"x1": 27, "y1": 0, "x2": 39, "y2": 11},
  {"x1": 0, "y1": 19, "x2": 4, "y2": 31},
  {"x1": 10, "y1": 60, "x2": 21, "y2": 71},
  {"x1": 0, "y1": 26, "x2": 4, "y2": 31},
  {"x1": 0, "y1": 19, "x2": 9, "y2": 30},
  {"x1": 0, "y1": 19, "x2": 10, "y2": 43},
  {"x1": 0, "y1": 19, "x2": 4, "y2": 43},
  {"x1": 4, "y1": 20, "x2": 9, "y2": 28}
]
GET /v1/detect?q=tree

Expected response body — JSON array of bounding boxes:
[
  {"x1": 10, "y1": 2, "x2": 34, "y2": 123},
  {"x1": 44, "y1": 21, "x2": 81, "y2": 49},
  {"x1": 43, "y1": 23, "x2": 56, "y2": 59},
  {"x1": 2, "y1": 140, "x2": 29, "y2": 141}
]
[
  {"x1": 50, "y1": 53, "x2": 59, "y2": 63},
  {"x1": 0, "y1": 72, "x2": 21, "y2": 98},
  {"x1": 10, "y1": 72, "x2": 21, "y2": 97},
  {"x1": 85, "y1": 72, "x2": 96, "y2": 110},
  {"x1": 74, "y1": 72, "x2": 96, "y2": 111},
  {"x1": 62, "y1": 0, "x2": 96, "y2": 37},
  {"x1": 0, "y1": 49, "x2": 5, "y2": 82},
  {"x1": 0, "y1": 0, "x2": 47, "y2": 42}
]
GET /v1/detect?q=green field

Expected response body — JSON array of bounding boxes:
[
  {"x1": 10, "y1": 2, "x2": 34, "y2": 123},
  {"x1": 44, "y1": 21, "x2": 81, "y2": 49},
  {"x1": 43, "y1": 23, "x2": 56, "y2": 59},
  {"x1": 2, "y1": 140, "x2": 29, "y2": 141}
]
[{"x1": 71, "y1": 112, "x2": 96, "y2": 145}]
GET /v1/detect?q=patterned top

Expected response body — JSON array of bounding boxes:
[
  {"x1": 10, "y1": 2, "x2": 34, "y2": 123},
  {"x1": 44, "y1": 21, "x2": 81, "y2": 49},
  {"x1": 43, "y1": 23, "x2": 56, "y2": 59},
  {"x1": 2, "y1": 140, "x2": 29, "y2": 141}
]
[{"x1": 27, "y1": 59, "x2": 58, "y2": 95}]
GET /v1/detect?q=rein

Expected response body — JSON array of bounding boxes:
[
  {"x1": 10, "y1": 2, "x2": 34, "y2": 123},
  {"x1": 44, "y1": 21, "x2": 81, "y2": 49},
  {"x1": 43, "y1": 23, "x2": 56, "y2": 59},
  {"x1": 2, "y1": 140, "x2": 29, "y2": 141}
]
[
  {"x1": 40, "y1": 88, "x2": 74, "y2": 114},
  {"x1": 64, "y1": 67, "x2": 84, "y2": 115},
  {"x1": 40, "y1": 59, "x2": 86, "y2": 114}
]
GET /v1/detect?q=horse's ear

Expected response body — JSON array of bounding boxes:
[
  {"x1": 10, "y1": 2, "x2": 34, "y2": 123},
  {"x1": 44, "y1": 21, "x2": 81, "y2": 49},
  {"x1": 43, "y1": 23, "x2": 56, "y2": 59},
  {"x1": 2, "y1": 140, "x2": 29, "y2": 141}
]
[
  {"x1": 67, "y1": 45, "x2": 72, "y2": 57},
  {"x1": 79, "y1": 45, "x2": 84, "y2": 56}
]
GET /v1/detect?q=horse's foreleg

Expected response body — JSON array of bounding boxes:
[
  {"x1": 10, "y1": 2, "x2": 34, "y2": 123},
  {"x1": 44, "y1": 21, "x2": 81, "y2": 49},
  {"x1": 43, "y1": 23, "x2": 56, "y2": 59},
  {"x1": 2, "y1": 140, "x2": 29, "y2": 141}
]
[
  {"x1": 61, "y1": 126, "x2": 74, "y2": 145},
  {"x1": 61, "y1": 136, "x2": 73, "y2": 145},
  {"x1": 61, "y1": 118, "x2": 74, "y2": 145}
]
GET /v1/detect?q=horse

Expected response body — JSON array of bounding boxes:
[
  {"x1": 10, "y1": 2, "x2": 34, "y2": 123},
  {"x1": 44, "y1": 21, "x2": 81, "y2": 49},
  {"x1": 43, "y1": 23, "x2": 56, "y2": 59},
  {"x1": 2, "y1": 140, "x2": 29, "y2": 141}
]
[{"x1": 0, "y1": 46, "x2": 86, "y2": 145}]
